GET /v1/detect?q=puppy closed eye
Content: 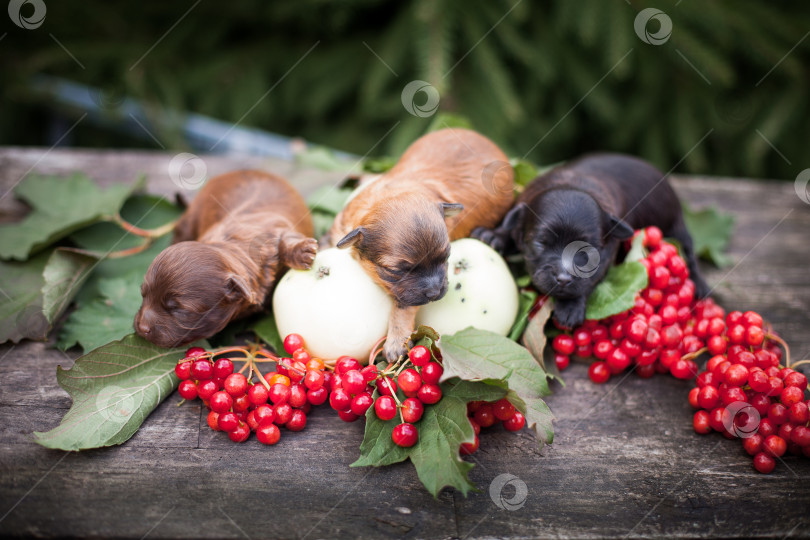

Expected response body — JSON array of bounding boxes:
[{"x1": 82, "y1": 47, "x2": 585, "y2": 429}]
[{"x1": 378, "y1": 266, "x2": 407, "y2": 283}]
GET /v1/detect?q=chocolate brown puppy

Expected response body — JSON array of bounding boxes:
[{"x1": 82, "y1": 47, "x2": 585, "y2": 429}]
[
  {"x1": 327, "y1": 128, "x2": 514, "y2": 361},
  {"x1": 135, "y1": 170, "x2": 316, "y2": 348},
  {"x1": 474, "y1": 153, "x2": 709, "y2": 328}
]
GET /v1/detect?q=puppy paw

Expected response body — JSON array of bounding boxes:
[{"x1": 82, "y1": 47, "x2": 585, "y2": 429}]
[
  {"x1": 471, "y1": 227, "x2": 505, "y2": 254},
  {"x1": 553, "y1": 297, "x2": 587, "y2": 329},
  {"x1": 287, "y1": 238, "x2": 318, "y2": 270},
  {"x1": 383, "y1": 339, "x2": 408, "y2": 363}
]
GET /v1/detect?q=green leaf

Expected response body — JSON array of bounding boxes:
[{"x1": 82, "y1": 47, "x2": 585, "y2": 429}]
[
  {"x1": 310, "y1": 212, "x2": 335, "y2": 243},
  {"x1": 33, "y1": 334, "x2": 203, "y2": 451},
  {"x1": 70, "y1": 194, "x2": 181, "y2": 254},
  {"x1": 252, "y1": 314, "x2": 285, "y2": 354},
  {"x1": 306, "y1": 185, "x2": 354, "y2": 217},
  {"x1": 508, "y1": 288, "x2": 538, "y2": 341},
  {"x1": 439, "y1": 328, "x2": 554, "y2": 447},
  {"x1": 0, "y1": 250, "x2": 51, "y2": 344},
  {"x1": 73, "y1": 236, "x2": 170, "y2": 308},
  {"x1": 683, "y1": 203, "x2": 735, "y2": 267},
  {"x1": 426, "y1": 112, "x2": 474, "y2": 132},
  {"x1": 362, "y1": 156, "x2": 397, "y2": 174},
  {"x1": 625, "y1": 229, "x2": 647, "y2": 263},
  {"x1": 295, "y1": 146, "x2": 358, "y2": 173},
  {"x1": 583, "y1": 232, "x2": 648, "y2": 320},
  {"x1": 58, "y1": 272, "x2": 144, "y2": 352},
  {"x1": 352, "y1": 379, "x2": 507, "y2": 497},
  {"x1": 41, "y1": 249, "x2": 98, "y2": 324},
  {"x1": 0, "y1": 173, "x2": 135, "y2": 261},
  {"x1": 584, "y1": 261, "x2": 648, "y2": 320},
  {"x1": 511, "y1": 159, "x2": 538, "y2": 188}
]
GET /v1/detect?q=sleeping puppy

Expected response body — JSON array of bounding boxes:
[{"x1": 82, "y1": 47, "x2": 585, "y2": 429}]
[
  {"x1": 135, "y1": 170, "x2": 316, "y2": 348},
  {"x1": 474, "y1": 153, "x2": 710, "y2": 328},
  {"x1": 326, "y1": 128, "x2": 514, "y2": 361}
]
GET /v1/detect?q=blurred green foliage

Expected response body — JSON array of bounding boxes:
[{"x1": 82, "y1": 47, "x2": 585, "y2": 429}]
[{"x1": 2, "y1": 0, "x2": 808, "y2": 179}]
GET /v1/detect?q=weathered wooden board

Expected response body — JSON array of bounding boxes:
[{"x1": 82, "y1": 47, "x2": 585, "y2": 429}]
[{"x1": 0, "y1": 148, "x2": 808, "y2": 539}]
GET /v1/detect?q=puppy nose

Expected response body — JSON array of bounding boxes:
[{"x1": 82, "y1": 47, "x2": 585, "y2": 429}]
[
  {"x1": 426, "y1": 287, "x2": 443, "y2": 300},
  {"x1": 556, "y1": 272, "x2": 573, "y2": 286},
  {"x1": 137, "y1": 320, "x2": 151, "y2": 336},
  {"x1": 136, "y1": 312, "x2": 152, "y2": 336}
]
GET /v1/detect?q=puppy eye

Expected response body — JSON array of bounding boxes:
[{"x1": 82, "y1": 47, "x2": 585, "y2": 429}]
[{"x1": 164, "y1": 298, "x2": 179, "y2": 311}]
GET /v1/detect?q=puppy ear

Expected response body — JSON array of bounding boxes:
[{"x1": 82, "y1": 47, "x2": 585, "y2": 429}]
[
  {"x1": 336, "y1": 227, "x2": 364, "y2": 249},
  {"x1": 605, "y1": 214, "x2": 634, "y2": 240},
  {"x1": 225, "y1": 274, "x2": 259, "y2": 305},
  {"x1": 502, "y1": 203, "x2": 527, "y2": 248},
  {"x1": 439, "y1": 202, "x2": 464, "y2": 218}
]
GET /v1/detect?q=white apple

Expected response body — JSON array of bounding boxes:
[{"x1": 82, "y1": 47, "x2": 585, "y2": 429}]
[
  {"x1": 272, "y1": 248, "x2": 392, "y2": 361},
  {"x1": 416, "y1": 238, "x2": 518, "y2": 336}
]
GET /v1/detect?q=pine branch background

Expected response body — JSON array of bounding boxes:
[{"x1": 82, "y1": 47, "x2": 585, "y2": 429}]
[{"x1": 1, "y1": 0, "x2": 808, "y2": 179}]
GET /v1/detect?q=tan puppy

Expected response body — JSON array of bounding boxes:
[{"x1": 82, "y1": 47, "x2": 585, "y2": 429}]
[
  {"x1": 135, "y1": 170, "x2": 316, "y2": 348},
  {"x1": 326, "y1": 128, "x2": 514, "y2": 361}
]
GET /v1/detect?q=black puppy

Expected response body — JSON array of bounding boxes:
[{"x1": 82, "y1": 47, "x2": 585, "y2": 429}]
[{"x1": 474, "y1": 153, "x2": 710, "y2": 328}]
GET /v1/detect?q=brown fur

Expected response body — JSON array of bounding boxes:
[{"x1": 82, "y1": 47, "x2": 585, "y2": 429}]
[
  {"x1": 326, "y1": 128, "x2": 514, "y2": 360},
  {"x1": 135, "y1": 170, "x2": 316, "y2": 348}
]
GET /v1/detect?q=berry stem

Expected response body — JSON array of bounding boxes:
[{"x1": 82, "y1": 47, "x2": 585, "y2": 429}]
[
  {"x1": 766, "y1": 333, "x2": 791, "y2": 367},
  {"x1": 369, "y1": 335, "x2": 387, "y2": 365},
  {"x1": 108, "y1": 213, "x2": 179, "y2": 239},
  {"x1": 681, "y1": 347, "x2": 708, "y2": 363}
]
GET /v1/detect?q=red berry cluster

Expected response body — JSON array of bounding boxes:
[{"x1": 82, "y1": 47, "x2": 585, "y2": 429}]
[
  {"x1": 461, "y1": 399, "x2": 526, "y2": 454},
  {"x1": 175, "y1": 337, "x2": 328, "y2": 445},
  {"x1": 551, "y1": 227, "x2": 726, "y2": 383},
  {"x1": 364, "y1": 345, "x2": 446, "y2": 447},
  {"x1": 688, "y1": 311, "x2": 810, "y2": 473}
]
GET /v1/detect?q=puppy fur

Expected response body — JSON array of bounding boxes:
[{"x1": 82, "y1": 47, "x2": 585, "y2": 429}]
[
  {"x1": 474, "y1": 153, "x2": 710, "y2": 328},
  {"x1": 327, "y1": 128, "x2": 514, "y2": 361},
  {"x1": 135, "y1": 170, "x2": 316, "y2": 348}
]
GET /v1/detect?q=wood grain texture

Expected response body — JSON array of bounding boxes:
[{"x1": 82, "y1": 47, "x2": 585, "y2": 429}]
[{"x1": 0, "y1": 149, "x2": 809, "y2": 539}]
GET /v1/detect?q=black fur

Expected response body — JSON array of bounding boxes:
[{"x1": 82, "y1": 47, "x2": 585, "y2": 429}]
[{"x1": 473, "y1": 153, "x2": 710, "y2": 328}]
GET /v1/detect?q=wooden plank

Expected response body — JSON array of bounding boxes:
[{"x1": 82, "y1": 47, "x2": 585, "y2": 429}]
[{"x1": 0, "y1": 148, "x2": 809, "y2": 539}]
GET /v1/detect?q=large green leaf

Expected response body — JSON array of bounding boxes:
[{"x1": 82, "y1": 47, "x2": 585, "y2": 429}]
[
  {"x1": 584, "y1": 232, "x2": 648, "y2": 320},
  {"x1": 439, "y1": 328, "x2": 554, "y2": 447},
  {"x1": 0, "y1": 251, "x2": 51, "y2": 343},
  {"x1": 0, "y1": 173, "x2": 136, "y2": 261},
  {"x1": 42, "y1": 249, "x2": 98, "y2": 324},
  {"x1": 351, "y1": 379, "x2": 507, "y2": 498},
  {"x1": 58, "y1": 272, "x2": 144, "y2": 353},
  {"x1": 683, "y1": 203, "x2": 735, "y2": 267},
  {"x1": 584, "y1": 262, "x2": 648, "y2": 320},
  {"x1": 33, "y1": 334, "x2": 201, "y2": 451}
]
